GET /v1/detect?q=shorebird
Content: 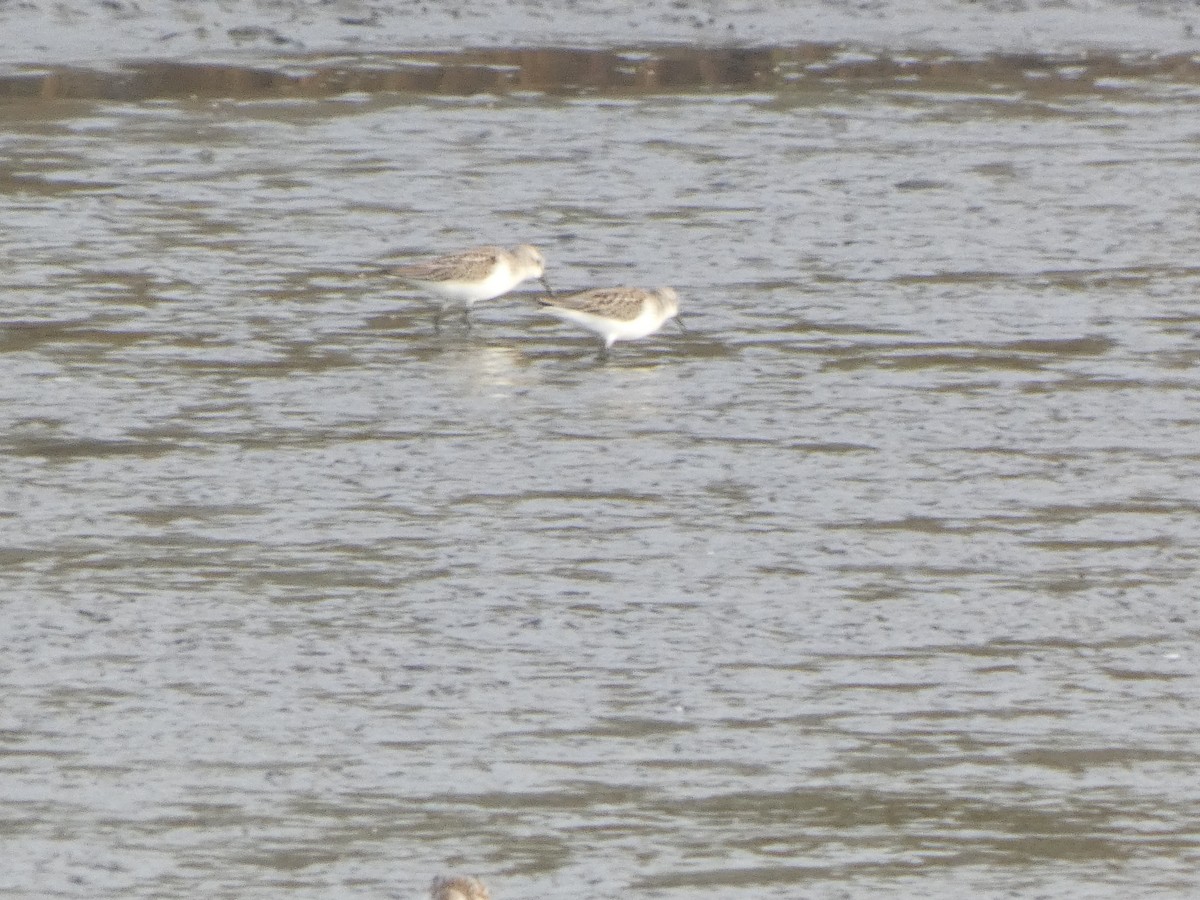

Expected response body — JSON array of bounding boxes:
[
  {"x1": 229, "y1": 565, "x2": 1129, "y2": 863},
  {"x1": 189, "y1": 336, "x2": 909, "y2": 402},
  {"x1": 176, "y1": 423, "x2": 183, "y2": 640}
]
[
  {"x1": 384, "y1": 244, "x2": 550, "y2": 329},
  {"x1": 537, "y1": 286, "x2": 682, "y2": 352},
  {"x1": 430, "y1": 874, "x2": 491, "y2": 900}
]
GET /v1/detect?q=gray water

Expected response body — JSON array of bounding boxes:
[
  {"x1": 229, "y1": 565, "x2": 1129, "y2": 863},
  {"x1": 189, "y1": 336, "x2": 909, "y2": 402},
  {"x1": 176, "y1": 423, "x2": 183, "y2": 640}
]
[{"x1": 2, "y1": 48, "x2": 1199, "y2": 899}]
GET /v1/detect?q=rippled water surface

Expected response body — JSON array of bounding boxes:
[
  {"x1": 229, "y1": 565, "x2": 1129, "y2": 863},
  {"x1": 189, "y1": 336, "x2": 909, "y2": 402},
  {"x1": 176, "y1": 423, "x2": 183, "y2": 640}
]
[{"x1": 3, "y1": 48, "x2": 1199, "y2": 899}]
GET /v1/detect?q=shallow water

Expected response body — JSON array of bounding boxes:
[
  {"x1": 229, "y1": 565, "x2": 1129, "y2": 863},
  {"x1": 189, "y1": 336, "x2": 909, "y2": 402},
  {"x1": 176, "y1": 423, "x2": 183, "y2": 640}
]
[{"x1": 2, "y1": 48, "x2": 1199, "y2": 899}]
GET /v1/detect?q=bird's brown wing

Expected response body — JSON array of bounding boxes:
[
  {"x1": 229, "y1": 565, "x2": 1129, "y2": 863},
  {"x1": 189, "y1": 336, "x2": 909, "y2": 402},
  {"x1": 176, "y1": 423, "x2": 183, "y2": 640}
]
[
  {"x1": 390, "y1": 246, "x2": 502, "y2": 282},
  {"x1": 540, "y1": 288, "x2": 649, "y2": 321}
]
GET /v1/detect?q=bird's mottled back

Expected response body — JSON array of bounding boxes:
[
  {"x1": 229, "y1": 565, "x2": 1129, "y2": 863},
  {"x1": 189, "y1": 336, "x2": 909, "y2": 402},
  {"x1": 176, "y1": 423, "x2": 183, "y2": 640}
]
[
  {"x1": 389, "y1": 246, "x2": 505, "y2": 283},
  {"x1": 541, "y1": 286, "x2": 677, "y2": 321}
]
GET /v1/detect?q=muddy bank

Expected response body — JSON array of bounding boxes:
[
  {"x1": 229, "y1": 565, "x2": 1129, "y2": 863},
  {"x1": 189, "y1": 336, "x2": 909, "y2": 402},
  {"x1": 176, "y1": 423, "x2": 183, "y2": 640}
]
[
  {"x1": 2, "y1": 0, "x2": 1200, "y2": 71},
  {"x1": 5, "y1": 44, "x2": 1200, "y2": 103}
]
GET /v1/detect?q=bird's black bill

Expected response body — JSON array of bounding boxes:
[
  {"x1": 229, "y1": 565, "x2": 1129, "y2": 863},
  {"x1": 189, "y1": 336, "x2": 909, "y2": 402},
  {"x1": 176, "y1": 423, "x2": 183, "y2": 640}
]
[
  {"x1": 540, "y1": 276, "x2": 555, "y2": 298},
  {"x1": 674, "y1": 314, "x2": 688, "y2": 333}
]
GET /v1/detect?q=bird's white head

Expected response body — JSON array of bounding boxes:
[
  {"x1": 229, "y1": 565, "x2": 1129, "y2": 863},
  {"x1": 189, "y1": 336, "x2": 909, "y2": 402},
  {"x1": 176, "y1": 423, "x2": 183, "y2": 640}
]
[
  {"x1": 655, "y1": 286, "x2": 681, "y2": 318},
  {"x1": 513, "y1": 244, "x2": 551, "y2": 294},
  {"x1": 513, "y1": 244, "x2": 546, "y2": 278}
]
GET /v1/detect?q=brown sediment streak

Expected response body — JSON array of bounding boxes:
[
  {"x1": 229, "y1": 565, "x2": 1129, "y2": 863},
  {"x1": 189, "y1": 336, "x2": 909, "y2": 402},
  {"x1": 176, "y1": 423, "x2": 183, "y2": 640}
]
[{"x1": 3, "y1": 46, "x2": 1200, "y2": 101}]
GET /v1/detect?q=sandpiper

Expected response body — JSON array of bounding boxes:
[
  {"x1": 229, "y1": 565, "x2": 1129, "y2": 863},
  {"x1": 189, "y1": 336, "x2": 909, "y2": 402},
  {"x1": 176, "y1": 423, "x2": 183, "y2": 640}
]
[
  {"x1": 385, "y1": 244, "x2": 550, "y2": 328},
  {"x1": 430, "y1": 874, "x2": 491, "y2": 900},
  {"x1": 537, "y1": 286, "x2": 683, "y2": 351}
]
